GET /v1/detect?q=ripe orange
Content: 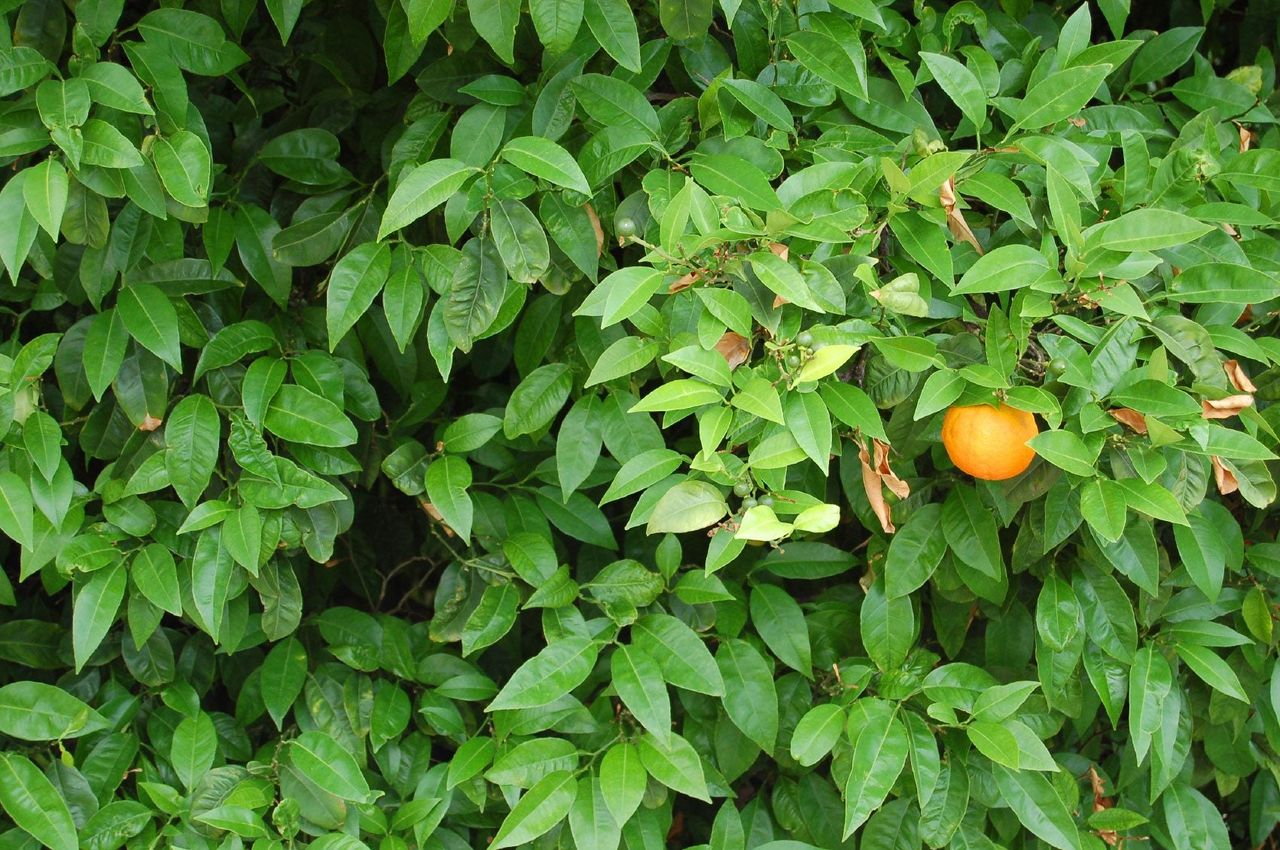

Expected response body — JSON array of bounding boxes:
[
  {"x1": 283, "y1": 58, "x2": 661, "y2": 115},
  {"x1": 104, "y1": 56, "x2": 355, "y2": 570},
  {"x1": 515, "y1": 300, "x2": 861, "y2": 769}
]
[{"x1": 941, "y1": 403, "x2": 1039, "y2": 481}]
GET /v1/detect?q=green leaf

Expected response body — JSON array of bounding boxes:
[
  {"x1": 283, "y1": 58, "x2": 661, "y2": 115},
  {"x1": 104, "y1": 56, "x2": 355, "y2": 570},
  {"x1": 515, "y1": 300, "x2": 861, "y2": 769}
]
[
  {"x1": 952, "y1": 244, "x2": 1053, "y2": 295},
  {"x1": 645, "y1": 479, "x2": 728, "y2": 534},
  {"x1": 261, "y1": 636, "x2": 308, "y2": 729},
  {"x1": 446, "y1": 237, "x2": 506, "y2": 353},
  {"x1": 632, "y1": 613, "x2": 724, "y2": 696},
  {"x1": 884, "y1": 502, "x2": 947, "y2": 597},
  {"x1": 992, "y1": 766, "x2": 1082, "y2": 850},
  {"x1": 921, "y1": 51, "x2": 987, "y2": 131},
  {"x1": 843, "y1": 707, "x2": 909, "y2": 837},
  {"x1": 491, "y1": 771, "x2": 578, "y2": 849},
  {"x1": 117, "y1": 284, "x2": 181, "y2": 369},
  {"x1": 425, "y1": 455, "x2": 474, "y2": 543},
  {"x1": 861, "y1": 579, "x2": 915, "y2": 670},
  {"x1": 658, "y1": 0, "x2": 711, "y2": 40},
  {"x1": 170, "y1": 711, "x2": 217, "y2": 790},
  {"x1": 1128, "y1": 645, "x2": 1172, "y2": 765},
  {"x1": 583, "y1": 0, "x2": 641, "y2": 71},
  {"x1": 378, "y1": 159, "x2": 477, "y2": 239},
  {"x1": 487, "y1": 636, "x2": 599, "y2": 711},
  {"x1": 967, "y1": 720, "x2": 1021, "y2": 769},
  {"x1": 1113, "y1": 477, "x2": 1188, "y2": 525},
  {"x1": 587, "y1": 336, "x2": 658, "y2": 387},
  {"x1": 462, "y1": 583, "x2": 519, "y2": 656},
  {"x1": 326, "y1": 242, "x2": 391, "y2": 349},
  {"x1": 1168, "y1": 263, "x2": 1280, "y2": 304},
  {"x1": 749, "y1": 251, "x2": 823, "y2": 312},
  {"x1": 941, "y1": 485, "x2": 1005, "y2": 581},
  {"x1": 0, "y1": 682, "x2": 107, "y2": 741},
  {"x1": 151, "y1": 130, "x2": 211, "y2": 207},
  {"x1": 23, "y1": 158, "x2": 69, "y2": 239},
  {"x1": 501, "y1": 136, "x2": 591, "y2": 195},
  {"x1": 504, "y1": 363, "x2": 572, "y2": 439},
  {"x1": 716, "y1": 638, "x2": 779, "y2": 753},
  {"x1": 731, "y1": 376, "x2": 785, "y2": 423},
  {"x1": 287, "y1": 731, "x2": 374, "y2": 802},
  {"x1": 1173, "y1": 643, "x2": 1248, "y2": 702},
  {"x1": 165, "y1": 395, "x2": 221, "y2": 508},
  {"x1": 264, "y1": 384, "x2": 358, "y2": 447},
  {"x1": 1089, "y1": 209, "x2": 1212, "y2": 252},
  {"x1": 73, "y1": 561, "x2": 125, "y2": 672},
  {"x1": 637, "y1": 732, "x2": 710, "y2": 801},
  {"x1": 529, "y1": 0, "x2": 583, "y2": 54},
  {"x1": 0, "y1": 753, "x2": 78, "y2": 850},
  {"x1": 1012, "y1": 64, "x2": 1112, "y2": 132},
  {"x1": 790, "y1": 703, "x2": 845, "y2": 767},
  {"x1": 1026, "y1": 430, "x2": 1098, "y2": 477},
  {"x1": 0, "y1": 471, "x2": 34, "y2": 549},
  {"x1": 599, "y1": 448, "x2": 684, "y2": 505},
  {"x1": 491, "y1": 198, "x2": 550, "y2": 284},
  {"x1": 611, "y1": 645, "x2": 671, "y2": 741},
  {"x1": 469, "y1": 0, "x2": 520, "y2": 64},
  {"x1": 0, "y1": 47, "x2": 54, "y2": 97},
  {"x1": 690, "y1": 155, "x2": 781, "y2": 211},
  {"x1": 785, "y1": 30, "x2": 867, "y2": 100},
  {"x1": 132, "y1": 543, "x2": 182, "y2": 615},
  {"x1": 750, "y1": 582, "x2": 812, "y2": 675}
]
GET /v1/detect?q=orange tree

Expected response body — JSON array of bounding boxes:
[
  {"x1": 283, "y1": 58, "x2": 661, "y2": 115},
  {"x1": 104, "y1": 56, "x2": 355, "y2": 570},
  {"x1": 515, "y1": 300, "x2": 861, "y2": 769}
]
[{"x1": 0, "y1": 0, "x2": 1278, "y2": 848}]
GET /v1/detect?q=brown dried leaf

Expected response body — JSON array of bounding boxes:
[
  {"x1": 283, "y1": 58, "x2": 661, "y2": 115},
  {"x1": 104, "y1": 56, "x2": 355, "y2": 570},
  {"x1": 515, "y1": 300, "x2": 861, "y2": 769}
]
[
  {"x1": 772, "y1": 293, "x2": 789, "y2": 309},
  {"x1": 1108, "y1": 408, "x2": 1148, "y2": 434},
  {"x1": 584, "y1": 204, "x2": 604, "y2": 256},
  {"x1": 714, "y1": 331, "x2": 751, "y2": 370},
  {"x1": 872, "y1": 439, "x2": 910, "y2": 500},
  {"x1": 1238, "y1": 122, "x2": 1256, "y2": 153},
  {"x1": 1224, "y1": 359, "x2": 1258, "y2": 393},
  {"x1": 1087, "y1": 766, "x2": 1118, "y2": 846},
  {"x1": 139, "y1": 414, "x2": 163, "y2": 432},
  {"x1": 668, "y1": 270, "x2": 701, "y2": 293},
  {"x1": 1236, "y1": 305, "x2": 1253, "y2": 326},
  {"x1": 940, "y1": 176, "x2": 983, "y2": 255},
  {"x1": 1212, "y1": 456, "x2": 1239, "y2": 495},
  {"x1": 858, "y1": 441, "x2": 895, "y2": 534},
  {"x1": 420, "y1": 500, "x2": 456, "y2": 536},
  {"x1": 1202, "y1": 394, "x2": 1254, "y2": 419},
  {"x1": 768, "y1": 242, "x2": 789, "y2": 261}
]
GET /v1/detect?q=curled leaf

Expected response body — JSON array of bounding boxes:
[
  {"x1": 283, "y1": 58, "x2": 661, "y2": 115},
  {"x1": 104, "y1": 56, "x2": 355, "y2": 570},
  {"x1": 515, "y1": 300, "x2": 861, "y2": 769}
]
[
  {"x1": 940, "y1": 176, "x2": 983, "y2": 255},
  {"x1": 584, "y1": 204, "x2": 604, "y2": 256},
  {"x1": 669, "y1": 269, "x2": 702, "y2": 293},
  {"x1": 1212, "y1": 456, "x2": 1239, "y2": 495},
  {"x1": 1238, "y1": 122, "x2": 1255, "y2": 152},
  {"x1": 714, "y1": 331, "x2": 751, "y2": 370},
  {"x1": 1224, "y1": 359, "x2": 1257, "y2": 393},
  {"x1": 1202, "y1": 394, "x2": 1253, "y2": 419},
  {"x1": 1108, "y1": 408, "x2": 1147, "y2": 434},
  {"x1": 873, "y1": 439, "x2": 910, "y2": 500},
  {"x1": 858, "y1": 438, "x2": 909, "y2": 534},
  {"x1": 420, "y1": 499, "x2": 456, "y2": 536}
]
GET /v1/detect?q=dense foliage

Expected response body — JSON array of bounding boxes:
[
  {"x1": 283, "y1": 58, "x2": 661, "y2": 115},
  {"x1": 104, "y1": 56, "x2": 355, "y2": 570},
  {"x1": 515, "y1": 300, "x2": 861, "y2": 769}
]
[{"x1": 1, "y1": 0, "x2": 1280, "y2": 847}]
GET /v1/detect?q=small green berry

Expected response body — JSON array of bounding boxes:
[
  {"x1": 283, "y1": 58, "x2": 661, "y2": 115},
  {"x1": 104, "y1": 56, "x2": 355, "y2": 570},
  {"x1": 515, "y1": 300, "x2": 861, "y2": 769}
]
[
  {"x1": 742, "y1": 497, "x2": 758, "y2": 509},
  {"x1": 616, "y1": 217, "x2": 637, "y2": 237},
  {"x1": 759, "y1": 494, "x2": 775, "y2": 508},
  {"x1": 1048, "y1": 359, "x2": 1068, "y2": 376},
  {"x1": 796, "y1": 331, "x2": 813, "y2": 347},
  {"x1": 786, "y1": 354, "x2": 801, "y2": 369},
  {"x1": 733, "y1": 482, "x2": 751, "y2": 497}
]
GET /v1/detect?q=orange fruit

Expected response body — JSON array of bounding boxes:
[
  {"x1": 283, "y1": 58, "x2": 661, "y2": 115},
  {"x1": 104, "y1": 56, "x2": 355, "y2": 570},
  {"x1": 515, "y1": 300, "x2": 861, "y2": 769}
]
[{"x1": 941, "y1": 403, "x2": 1039, "y2": 481}]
